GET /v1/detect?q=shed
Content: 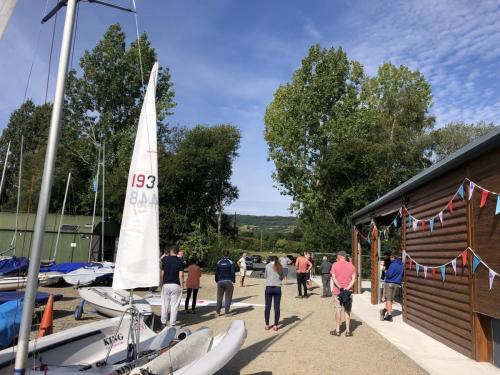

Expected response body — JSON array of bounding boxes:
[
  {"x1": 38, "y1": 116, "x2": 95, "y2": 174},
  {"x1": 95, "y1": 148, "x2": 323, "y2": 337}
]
[{"x1": 351, "y1": 126, "x2": 500, "y2": 366}]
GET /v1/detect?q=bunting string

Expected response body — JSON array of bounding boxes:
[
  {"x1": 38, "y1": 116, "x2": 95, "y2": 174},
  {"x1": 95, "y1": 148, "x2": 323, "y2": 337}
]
[{"x1": 402, "y1": 247, "x2": 499, "y2": 290}]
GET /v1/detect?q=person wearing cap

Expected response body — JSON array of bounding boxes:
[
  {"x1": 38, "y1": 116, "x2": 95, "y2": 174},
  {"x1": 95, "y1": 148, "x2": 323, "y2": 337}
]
[{"x1": 330, "y1": 250, "x2": 356, "y2": 337}]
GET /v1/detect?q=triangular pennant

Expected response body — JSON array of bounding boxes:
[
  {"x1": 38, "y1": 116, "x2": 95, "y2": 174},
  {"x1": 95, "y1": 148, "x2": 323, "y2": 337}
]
[
  {"x1": 447, "y1": 200, "x2": 454, "y2": 214},
  {"x1": 451, "y1": 258, "x2": 457, "y2": 275},
  {"x1": 496, "y1": 196, "x2": 500, "y2": 215},
  {"x1": 472, "y1": 256, "x2": 481, "y2": 273},
  {"x1": 490, "y1": 269, "x2": 496, "y2": 290},
  {"x1": 461, "y1": 250, "x2": 468, "y2": 267},
  {"x1": 469, "y1": 181, "x2": 475, "y2": 200},
  {"x1": 415, "y1": 263, "x2": 420, "y2": 277},
  {"x1": 423, "y1": 266, "x2": 428, "y2": 279},
  {"x1": 429, "y1": 218, "x2": 434, "y2": 233},
  {"x1": 431, "y1": 268, "x2": 436, "y2": 280},
  {"x1": 412, "y1": 219, "x2": 418, "y2": 231},
  {"x1": 480, "y1": 189, "x2": 489, "y2": 208},
  {"x1": 402, "y1": 250, "x2": 407, "y2": 264},
  {"x1": 409, "y1": 258, "x2": 413, "y2": 270},
  {"x1": 440, "y1": 265, "x2": 446, "y2": 282},
  {"x1": 438, "y1": 211, "x2": 443, "y2": 225},
  {"x1": 421, "y1": 220, "x2": 426, "y2": 232},
  {"x1": 367, "y1": 235, "x2": 371, "y2": 244},
  {"x1": 408, "y1": 215, "x2": 413, "y2": 228},
  {"x1": 392, "y1": 217, "x2": 398, "y2": 228},
  {"x1": 457, "y1": 184, "x2": 464, "y2": 199}
]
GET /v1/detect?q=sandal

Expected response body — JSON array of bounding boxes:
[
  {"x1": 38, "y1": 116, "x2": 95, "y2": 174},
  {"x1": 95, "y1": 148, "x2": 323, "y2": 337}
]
[
  {"x1": 345, "y1": 331, "x2": 353, "y2": 337},
  {"x1": 329, "y1": 330, "x2": 341, "y2": 336},
  {"x1": 273, "y1": 325, "x2": 278, "y2": 331},
  {"x1": 265, "y1": 325, "x2": 270, "y2": 331}
]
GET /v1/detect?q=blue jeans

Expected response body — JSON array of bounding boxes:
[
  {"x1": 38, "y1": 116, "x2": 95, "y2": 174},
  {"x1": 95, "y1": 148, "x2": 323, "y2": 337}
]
[{"x1": 264, "y1": 286, "x2": 281, "y2": 326}]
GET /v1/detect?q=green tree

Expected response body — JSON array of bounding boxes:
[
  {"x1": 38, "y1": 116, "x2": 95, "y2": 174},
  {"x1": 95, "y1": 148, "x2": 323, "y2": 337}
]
[
  {"x1": 428, "y1": 121, "x2": 496, "y2": 161},
  {"x1": 265, "y1": 45, "x2": 435, "y2": 250}
]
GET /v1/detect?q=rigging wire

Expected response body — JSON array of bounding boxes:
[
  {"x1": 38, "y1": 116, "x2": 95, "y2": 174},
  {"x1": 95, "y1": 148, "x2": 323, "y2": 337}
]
[{"x1": 132, "y1": 0, "x2": 145, "y2": 87}]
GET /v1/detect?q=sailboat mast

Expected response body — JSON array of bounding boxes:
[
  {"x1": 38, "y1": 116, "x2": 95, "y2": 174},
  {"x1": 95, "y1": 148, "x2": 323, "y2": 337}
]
[
  {"x1": 0, "y1": 141, "x2": 11, "y2": 199},
  {"x1": 13, "y1": 136, "x2": 23, "y2": 254},
  {"x1": 101, "y1": 141, "x2": 105, "y2": 262},
  {"x1": 14, "y1": 0, "x2": 77, "y2": 372},
  {"x1": 52, "y1": 172, "x2": 71, "y2": 261},
  {"x1": 0, "y1": 0, "x2": 17, "y2": 42},
  {"x1": 88, "y1": 144, "x2": 101, "y2": 262}
]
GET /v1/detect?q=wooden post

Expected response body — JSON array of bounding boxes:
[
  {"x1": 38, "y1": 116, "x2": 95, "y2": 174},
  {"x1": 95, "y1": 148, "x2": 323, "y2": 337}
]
[
  {"x1": 467, "y1": 176, "x2": 493, "y2": 362},
  {"x1": 371, "y1": 223, "x2": 379, "y2": 305},
  {"x1": 402, "y1": 207, "x2": 408, "y2": 322},
  {"x1": 353, "y1": 225, "x2": 360, "y2": 294}
]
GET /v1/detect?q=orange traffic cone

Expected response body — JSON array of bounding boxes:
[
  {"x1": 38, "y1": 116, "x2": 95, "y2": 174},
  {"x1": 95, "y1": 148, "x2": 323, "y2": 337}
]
[{"x1": 37, "y1": 294, "x2": 54, "y2": 337}]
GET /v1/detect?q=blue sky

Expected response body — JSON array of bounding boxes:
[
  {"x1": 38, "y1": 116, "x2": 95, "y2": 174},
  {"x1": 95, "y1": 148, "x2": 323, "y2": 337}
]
[{"x1": 1, "y1": 0, "x2": 500, "y2": 216}]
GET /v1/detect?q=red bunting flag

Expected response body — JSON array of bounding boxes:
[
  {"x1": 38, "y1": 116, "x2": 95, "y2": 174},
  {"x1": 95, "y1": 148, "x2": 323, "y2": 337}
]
[
  {"x1": 447, "y1": 200, "x2": 454, "y2": 214},
  {"x1": 461, "y1": 250, "x2": 468, "y2": 267},
  {"x1": 409, "y1": 258, "x2": 413, "y2": 270},
  {"x1": 431, "y1": 268, "x2": 436, "y2": 280},
  {"x1": 421, "y1": 220, "x2": 426, "y2": 232},
  {"x1": 480, "y1": 190, "x2": 489, "y2": 208}
]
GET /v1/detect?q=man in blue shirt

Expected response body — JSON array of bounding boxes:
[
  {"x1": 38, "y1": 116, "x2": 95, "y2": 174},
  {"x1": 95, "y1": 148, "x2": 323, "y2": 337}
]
[
  {"x1": 215, "y1": 250, "x2": 236, "y2": 316},
  {"x1": 380, "y1": 252, "x2": 404, "y2": 322}
]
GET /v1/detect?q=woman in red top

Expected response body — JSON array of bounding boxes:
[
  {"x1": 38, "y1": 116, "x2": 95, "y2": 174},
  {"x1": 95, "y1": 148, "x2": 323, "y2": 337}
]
[{"x1": 185, "y1": 260, "x2": 202, "y2": 313}]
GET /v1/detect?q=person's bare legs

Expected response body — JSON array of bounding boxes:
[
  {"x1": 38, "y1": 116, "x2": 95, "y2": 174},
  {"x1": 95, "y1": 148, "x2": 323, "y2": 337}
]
[
  {"x1": 345, "y1": 311, "x2": 351, "y2": 333},
  {"x1": 240, "y1": 275, "x2": 245, "y2": 287},
  {"x1": 386, "y1": 300, "x2": 393, "y2": 315},
  {"x1": 335, "y1": 307, "x2": 341, "y2": 333}
]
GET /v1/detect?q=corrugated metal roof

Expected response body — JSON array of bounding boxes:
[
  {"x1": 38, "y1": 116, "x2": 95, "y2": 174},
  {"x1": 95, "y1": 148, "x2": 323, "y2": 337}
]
[{"x1": 352, "y1": 126, "x2": 500, "y2": 220}]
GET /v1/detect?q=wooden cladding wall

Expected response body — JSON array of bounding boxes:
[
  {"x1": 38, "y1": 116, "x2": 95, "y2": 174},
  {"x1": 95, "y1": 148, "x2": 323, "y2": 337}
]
[
  {"x1": 405, "y1": 176, "x2": 472, "y2": 358},
  {"x1": 469, "y1": 149, "x2": 500, "y2": 318}
]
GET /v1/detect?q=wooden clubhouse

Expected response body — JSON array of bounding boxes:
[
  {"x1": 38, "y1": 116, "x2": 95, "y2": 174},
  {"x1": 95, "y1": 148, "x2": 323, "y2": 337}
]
[{"x1": 351, "y1": 127, "x2": 500, "y2": 367}]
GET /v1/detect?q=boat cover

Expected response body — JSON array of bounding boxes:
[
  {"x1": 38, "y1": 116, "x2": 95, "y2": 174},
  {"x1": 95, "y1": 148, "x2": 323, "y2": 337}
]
[
  {"x1": 39, "y1": 262, "x2": 98, "y2": 273},
  {"x1": 0, "y1": 257, "x2": 29, "y2": 276},
  {"x1": 0, "y1": 299, "x2": 22, "y2": 349},
  {"x1": 0, "y1": 291, "x2": 63, "y2": 305}
]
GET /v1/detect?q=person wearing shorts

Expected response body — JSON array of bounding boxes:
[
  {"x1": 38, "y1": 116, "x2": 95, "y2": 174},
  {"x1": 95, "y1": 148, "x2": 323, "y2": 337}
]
[
  {"x1": 238, "y1": 252, "x2": 247, "y2": 287},
  {"x1": 330, "y1": 251, "x2": 355, "y2": 336},
  {"x1": 380, "y1": 252, "x2": 403, "y2": 322},
  {"x1": 278, "y1": 253, "x2": 291, "y2": 284}
]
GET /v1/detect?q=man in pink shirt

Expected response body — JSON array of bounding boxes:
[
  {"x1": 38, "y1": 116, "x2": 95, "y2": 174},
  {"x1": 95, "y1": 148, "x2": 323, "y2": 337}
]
[
  {"x1": 330, "y1": 251, "x2": 356, "y2": 336},
  {"x1": 295, "y1": 251, "x2": 312, "y2": 298}
]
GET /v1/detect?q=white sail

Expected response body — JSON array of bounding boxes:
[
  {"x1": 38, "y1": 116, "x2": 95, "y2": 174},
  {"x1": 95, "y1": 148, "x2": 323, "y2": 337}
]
[
  {"x1": 113, "y1": 62, "x2": 160, "y2": 290},
  {"x1": 0, "y1": 0, "x2": 17, "y2": 42}
]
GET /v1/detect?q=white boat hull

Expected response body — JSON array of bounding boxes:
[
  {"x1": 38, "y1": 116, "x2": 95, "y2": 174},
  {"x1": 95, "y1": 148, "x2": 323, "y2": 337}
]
[
  {"x1": 0, "y1": 315, "x2": 177, "y2": 374},
  {"x1": 0, "y1": 274, "x2": 50, "y2": 291},
  {"x1": 78, "y1": 287, "x2": 152, "y2": 318},
  {"x1": 62, "y1": 264, "x2": 114, "y2": 286}
]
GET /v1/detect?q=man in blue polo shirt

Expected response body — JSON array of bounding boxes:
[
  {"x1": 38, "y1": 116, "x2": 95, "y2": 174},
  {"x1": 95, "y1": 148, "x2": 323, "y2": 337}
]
[
  {"x1": 215, "y1": 250, "x2": 236, "y2": 316},
  {"x1": 380, "y1": 252, "x2": 404, "y2": 322}
]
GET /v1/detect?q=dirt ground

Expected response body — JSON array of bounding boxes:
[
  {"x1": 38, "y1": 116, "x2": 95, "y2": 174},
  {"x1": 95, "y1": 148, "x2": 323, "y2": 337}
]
[{"x1": 35, "y1": 274, "x2": 426, "y2": 375}]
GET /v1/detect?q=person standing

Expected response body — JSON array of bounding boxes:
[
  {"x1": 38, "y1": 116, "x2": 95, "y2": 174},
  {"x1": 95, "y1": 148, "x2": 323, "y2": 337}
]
[
  {"x1": 380, "y1": 252, "x2": 404, "y2": 322},
  {"x1": 319, "y1": 256, "x2": 332, "y2": 297},
  {"x1": 305, "y1": 252, "x2": 314, "y2": 290},
  {"x1": 237, "y1": 252, "x2": 247, "y2": 287},
  {"x1": 330, "y1": 250, "x2": 356, "y2": 337},
  {"x1": 185, "y1": 260, "x2": 202, "y2": 314},
  {"x1": 160, "y1": 246, "x2": 185, "y2": 327},
  {"x1": 264, "y1": 256, "x2": 284, "y2": 331},
  {"x1": 295, "y1": 252, "x2": 312, "y2": 298},
  {"x1": 278, "y1": 253, "x2": 291, "y2": 285},
  {"x1": 215, "y1": 250, "x2": 236, "y2": 316}
]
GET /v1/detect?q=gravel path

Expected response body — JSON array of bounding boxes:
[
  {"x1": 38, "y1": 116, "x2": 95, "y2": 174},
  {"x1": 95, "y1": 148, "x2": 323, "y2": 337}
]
[{"x1": 35, "y1": 273, "x2": 426, "y2": 375}]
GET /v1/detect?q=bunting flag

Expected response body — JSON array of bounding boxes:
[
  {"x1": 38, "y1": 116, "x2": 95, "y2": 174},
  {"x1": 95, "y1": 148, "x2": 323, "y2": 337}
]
[
  {"x1": 472, "y1": 256, "x2": 481, "y2": 273},
  {"x1": 392, "y1": 217, "x2": 398, "y2": 228},
  {"x1": 480, "y1": 190, "x2": 489, "y2": 208},
  {"x1": 431, "y1": 268, "x2": 436, "y2": 280},
  {"x1": 412, "y1": 219, "x2": 418, "y2": 231},
  {"x1": 490, "y1": 270, "x2": 496, "y2": 290},
  {"x1": 440, "y1": 265, "x2": 446, "y2": 282},
  {"x1": 451, "y1": 258, "x2": 457, "y2": 275},
  {"x1": 409, "y1": 258, "x2": 413, "y2": 270},
  {"x1": 92, "y1": 176, "x2": 98, "y2": 193},
  {"x1": 461, "y1": 250, "x2": 468, "y2": 266},
  {"x1": 402, "y1": 250, "x2": 407, "y2": 264},
  {"x1": 421, "y1": 220, "x2": 426, "y2": 232},
  {"x1": 415, "y1": 263, "x2": 420, "y2": 277},
  {"x1": 457, "y1": 184, "x2": 465, "y2": 199},
  {"x1": 423, "y1": 266, "x2": 428, "y2": 279},
  {"x1": 429, "y1": 218, "x2": 434, "y2": 233},
  {"x1": 408, "y1": 215, "x2": 413, "y2": 228},
  {"x1": 447, "y1": 200, "x2": 454, "y2": 214},
  {"x1": 438, "y1": 211, "x2": 443, "y2": 225},
  {"x1": 469, "y1": 181, "x2": 475, "y2": 200},
  {"x1": 496, "y1": 196, "x2": 500, "y2": 215}
]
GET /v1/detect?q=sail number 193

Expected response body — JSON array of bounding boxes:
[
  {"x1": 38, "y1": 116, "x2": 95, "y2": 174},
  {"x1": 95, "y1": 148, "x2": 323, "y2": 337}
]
[{"x1": 131, "y1": 174, "x2": 156, "y2": 189}]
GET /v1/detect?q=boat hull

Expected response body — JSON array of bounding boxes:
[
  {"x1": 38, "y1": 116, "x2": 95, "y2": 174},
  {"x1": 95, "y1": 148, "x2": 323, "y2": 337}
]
[{"x1": 78, "y1": 287, "x2": 152, "y2": 318}]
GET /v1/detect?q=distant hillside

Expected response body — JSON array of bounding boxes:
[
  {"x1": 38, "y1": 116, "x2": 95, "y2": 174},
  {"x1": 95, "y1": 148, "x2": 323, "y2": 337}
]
[{"x1": 234, "y1": 214, "x2": 297, "y2": 233}]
